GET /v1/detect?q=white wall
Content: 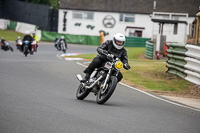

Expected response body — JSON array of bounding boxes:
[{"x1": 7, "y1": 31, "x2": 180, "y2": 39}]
[
  {"x1": 58, "y1": 9, "x2": 153, "y2": 41},
  {"x1": 58, "y1": 9, "x2": 195, "y2": 43},
  {"x1": 152, "y1": 18, "x2": 194, "y2": 43}
]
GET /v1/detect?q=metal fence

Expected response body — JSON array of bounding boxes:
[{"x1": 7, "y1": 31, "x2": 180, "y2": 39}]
[
  {"x1": 166, "y1": 43, "x2": 200, "y2": 85},
  {"x1": 1, "y1": 0, "x2": 57, "y2": 31}
]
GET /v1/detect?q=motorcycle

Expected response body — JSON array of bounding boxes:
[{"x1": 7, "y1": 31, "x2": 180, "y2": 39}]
[
  {"x1": 1, "y1": 41, "x2": 13, "y2": 52},
  {"x1": 23, "y1": 40, "x2": 29, "y2": 57},
  {"x1": 16, "y1": 39, "x2": 23, "y2": 51},
  {"x1": 54, "y1": 38, "x2": 60, "y2": 51},
  {"x1": 76, "y1": 54, "x2": 129, "y2": 104},
  {"x1": 60, "y1": 40, "x2": 66, "y2": 53},
  {"x1": 31, "y1": 39, "x2": 37, "y2": 53}
]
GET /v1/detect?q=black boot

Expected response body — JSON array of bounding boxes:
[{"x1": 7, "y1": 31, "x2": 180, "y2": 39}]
[{"x1": 81, "y1": 73, "x2": 90, "y2": 82}]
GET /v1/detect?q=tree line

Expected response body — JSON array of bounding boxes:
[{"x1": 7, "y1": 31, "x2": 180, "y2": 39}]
[{"x1": 19, "y1": 0, "x2": 59, "y2": 9}]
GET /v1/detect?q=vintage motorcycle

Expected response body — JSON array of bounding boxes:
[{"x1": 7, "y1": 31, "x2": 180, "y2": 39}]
[{"x1": 76, "y1": 54, "x2": 129, "y2": 104}]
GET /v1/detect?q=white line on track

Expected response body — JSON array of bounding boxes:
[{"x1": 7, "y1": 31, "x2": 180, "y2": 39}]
[{"x1": 76, "y1": 61, "x2": 200, "y2": 112}]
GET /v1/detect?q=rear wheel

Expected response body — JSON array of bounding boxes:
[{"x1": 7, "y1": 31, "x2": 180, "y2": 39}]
[
  {"x1": 96, "y1": 76, "x2": 117, "y2": 104},
  {"x1": 76, "y1": 83, "x2": 91, "y2": 100}
]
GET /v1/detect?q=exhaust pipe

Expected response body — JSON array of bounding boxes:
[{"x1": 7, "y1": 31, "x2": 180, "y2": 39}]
[
  {"x1": 76, "y1": 74, "x2": 103, "y2": 89},
  {"x1": 85, "y1": 75, "x2": 103, "y2": 89}
]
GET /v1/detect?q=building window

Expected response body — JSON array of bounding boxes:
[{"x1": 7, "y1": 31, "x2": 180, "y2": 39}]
[
  {"x1": 72, "y1": 11, "x2": 94, "y2": 20},
  {"x1": 120, "y1": 13, "x2": 135, "y2": 22},
  {"x1": 174, "y1": 23, "x2": 178, "y2": 35}
]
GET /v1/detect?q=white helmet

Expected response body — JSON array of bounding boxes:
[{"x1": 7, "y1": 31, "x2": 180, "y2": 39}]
[
  {"x1": 113, "y1": 33, "x2": 126, "y2": 50},
  {"x1": 26, "y1": 31, "x2": 30, "y2": 35},
  {"x1": 61, "y1": 36, "x2": 64, "y2": 39},
  {"x1": 18, "y1": 36, "x2": 21, "y2": 39}
]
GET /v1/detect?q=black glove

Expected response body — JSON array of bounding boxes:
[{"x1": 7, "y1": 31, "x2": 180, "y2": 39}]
[
  {"x1": 124, "y1": 63, "x2": 131, "y2": 70},
  {"x1": 107, "y1": 54, "x2": 114, "y2": 60},
  {"x1": 103, "y1": 50, "x2": 108, "y2": 55}
]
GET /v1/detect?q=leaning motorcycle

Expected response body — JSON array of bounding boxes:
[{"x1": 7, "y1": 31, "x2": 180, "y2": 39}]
[
  {"x1": 76, "y1": 54, "x2": 128, "y2": 104},
  {"x1": 60, "y1": 40, "x2": 66, "y2": 53},
  {"x1": 1, "y1": 42, "x2": 13, "y2": 52},
  {"x1": 23, "y1": 40, "x2": 29, "y2": 57}
]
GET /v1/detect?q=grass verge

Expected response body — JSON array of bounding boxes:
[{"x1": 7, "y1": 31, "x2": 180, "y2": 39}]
[
  {"x1": 0, "y1": 30, "x2": 25, "y2": 41},
  {"x1": 74, "y1": 47, "x2": 197, "y2": 97}
]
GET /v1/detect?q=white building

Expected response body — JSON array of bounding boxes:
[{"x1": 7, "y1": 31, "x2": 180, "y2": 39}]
[{"x1": 58, "y1": 0, "x2": 198, "y2": 44}]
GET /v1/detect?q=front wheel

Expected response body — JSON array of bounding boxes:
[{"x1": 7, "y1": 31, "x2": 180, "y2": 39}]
[
  {"x1": 24, "y1": 47, "x2": 28, "y2": 57},
  {"x1": 96, "y1": 76, "x2": 118, "y2": 104},
  {"x1": 76, "y1": 83, "x2": 91, "y2": 100},
  {"x1": 9, "y1": 46, "x2": 14, "y2": 52},
  {"x1": 63, "y1": 49, "x2": 66, "y2": 53}
]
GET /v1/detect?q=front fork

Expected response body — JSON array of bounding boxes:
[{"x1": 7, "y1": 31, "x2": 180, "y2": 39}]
[{"x1": 102, "y1": 69, "x2": 112, "y2": 89}]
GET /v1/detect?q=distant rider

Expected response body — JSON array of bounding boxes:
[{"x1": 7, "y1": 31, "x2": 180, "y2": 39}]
[
  {"x1": 16, "y1": 36, "x2": 21, "y2": 48},
  {"x1": 1, "y1": 37, "x2": 6, "y2": 50},
  {"x1": 22, "y1": 31, "x2": 33, "y2": 53},
  {"x1": 54, "y1": 37, "x2": 60, "y2": 50},
  {"x1": 58, "y1": 36, "x2": 68, "y2": 50},
  {"x1": 31, "y1": 32, "x2": 39, "y2": 51}
]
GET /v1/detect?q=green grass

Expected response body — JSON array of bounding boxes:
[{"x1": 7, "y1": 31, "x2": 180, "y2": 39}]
[
  {"x1": 0, "y1": 30, "x2": 25, "y2": 41},
  {"x1": 75, "y1": 47, "x2": 191, "y2": 93}
]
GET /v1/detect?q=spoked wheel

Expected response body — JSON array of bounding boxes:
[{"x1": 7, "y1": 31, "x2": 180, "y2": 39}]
[
  {"x1": 76, "y1": 83, "x2": 91, "y2": 100},
  {"x1": 96, "y1": 76, "x2": 117, "y2": 104}
]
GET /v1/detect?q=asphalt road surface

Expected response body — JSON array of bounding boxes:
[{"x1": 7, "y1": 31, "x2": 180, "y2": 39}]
[{"x1": 0, "y1": 43, "x2": 200, "y2": 133}]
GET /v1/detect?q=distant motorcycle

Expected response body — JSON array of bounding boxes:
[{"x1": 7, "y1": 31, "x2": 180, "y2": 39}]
[
  {"x1": 31, "y1": 39, "x2": 37, "y2": 53},
  {"x1": 16, "y1": 39, "x2": 23, "y2": 51},
  {"x1": 23, "y1": 40, "x2": 30, "y2": 57},
  {"x1": 60, "y1": 40, "x2": 67, "y2": 53},
  {"x1": 1, "y1": 41, "x2": 13, "y2": 52}
]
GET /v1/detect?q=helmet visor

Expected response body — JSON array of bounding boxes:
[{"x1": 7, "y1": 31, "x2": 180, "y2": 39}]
[{"x1": 115, "y1": 40, "x2": 124, "y2": 46}]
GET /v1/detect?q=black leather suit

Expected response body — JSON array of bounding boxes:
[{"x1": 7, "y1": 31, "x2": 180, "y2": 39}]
[
  {"x1": 83, "y1": 40, "x2": 129, "y2": 82},
  {"x1": 22, "y1": 35, "x2": 33, "y2": 52}
]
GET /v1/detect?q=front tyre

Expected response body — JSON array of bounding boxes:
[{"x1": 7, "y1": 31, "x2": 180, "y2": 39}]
[
  {"x1": 24, "y1": 47, "x2": 28, "y2": 57},
  {"x1": 96, "y1": 76, "x2": 118, "y2": 104},
  {"x1": 76, "y1": 83, "x2": 91, "y2": 100}
]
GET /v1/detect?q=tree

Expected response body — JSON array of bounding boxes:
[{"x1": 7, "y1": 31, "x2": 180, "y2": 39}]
[{"x1": 19, "y1": 0, "x2": 59, "y2": 9}]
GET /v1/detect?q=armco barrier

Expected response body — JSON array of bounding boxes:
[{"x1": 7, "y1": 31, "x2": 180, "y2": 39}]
[
  {"x1": 145, "y1": 41, "x2": 154, "y2": 59},
  {"x1": 125, "y1": 37, "x2": 151, "y2": 47},
  {"x1": 166, "y1": 43, "x2": 200, "y2": 85},
  {"x1": 41, "y1": 31, "x2": 101, "y2": 46}
]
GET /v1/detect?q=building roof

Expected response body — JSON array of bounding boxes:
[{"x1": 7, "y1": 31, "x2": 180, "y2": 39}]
[{"x1": 59, "y1": 0, "x2": 200, "y2": 17}]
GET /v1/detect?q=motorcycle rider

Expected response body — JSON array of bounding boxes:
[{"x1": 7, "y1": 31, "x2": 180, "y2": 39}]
[
  {"x1": 16, "y1": 36, "x2": 21, "y2": 48},
  {"x1": 16, "y1": 36, "x2": 21, "y2": 42},
  {"x1": 31, "y1": 32, "x2": 39, "y2": 51},
  {"x1": 82, "y1": 33, "x2": 131, "y2": 82},
  {"x1": 22, "y1": 31, "x2": 33, "y2": 53},
  {"x1": 54, "y1": 37, "x2": 60, "y2": 50},
  {"x1": 1, "y1": 37, "x2": 6, "y2": 50},
  {"x1": 58, "y1": 36, "x2": 68, "y2": 50}
]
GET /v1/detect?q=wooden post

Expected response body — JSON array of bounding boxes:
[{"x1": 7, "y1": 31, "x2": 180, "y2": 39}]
[{"x1": 195, "y1": 12, "x2": 200, "y2": 44}]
